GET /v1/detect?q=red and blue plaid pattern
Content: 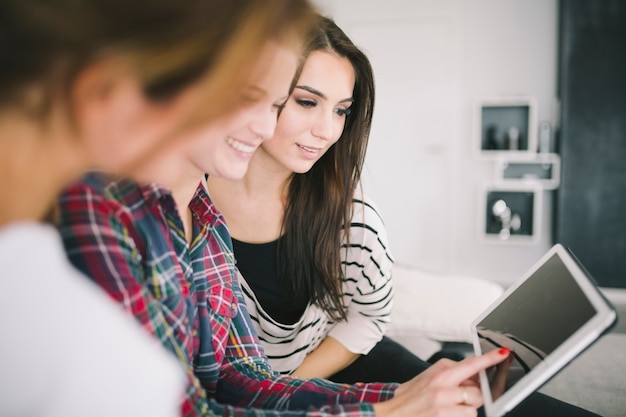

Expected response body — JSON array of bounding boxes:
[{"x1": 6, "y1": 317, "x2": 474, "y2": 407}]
[{"x1": 58, "y1": 173, "x2": 396, "y2": 417}]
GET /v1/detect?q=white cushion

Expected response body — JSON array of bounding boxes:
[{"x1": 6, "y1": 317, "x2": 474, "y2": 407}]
[{"x1": 387, "y1": 264, "x2": 504, "y2": 345}]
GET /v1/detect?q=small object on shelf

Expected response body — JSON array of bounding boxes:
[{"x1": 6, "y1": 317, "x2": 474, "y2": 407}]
[
  {"x1": 474, "y1": 96, "x2": 537, "y2": 157},
  {"x1": 491, "y1": 199, "x2": 523, "y2": 240},
  {"x1": 486, "y1": 125, "x2": 500, "y2": 150},
  {"x1": 507, "y1": 126, "x2": 520, "y2": 150},
  {"x1": 479, "y1": 182, "x2": 542, "y2": 244},
  {"x1": 538, "y1": 121, "x2": 552, "y2": 153}
]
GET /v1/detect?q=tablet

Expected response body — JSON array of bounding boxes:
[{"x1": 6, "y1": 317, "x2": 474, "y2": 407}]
[{"x1": 470, "y1": 243, "x2": 617, "y2": 417}]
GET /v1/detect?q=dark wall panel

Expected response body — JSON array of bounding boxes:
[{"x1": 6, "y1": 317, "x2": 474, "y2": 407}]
[{"x1": 556, "y1": 0, "x2": 626, "y2": 287}]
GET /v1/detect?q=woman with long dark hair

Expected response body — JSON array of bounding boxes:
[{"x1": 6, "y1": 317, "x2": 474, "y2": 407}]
[{"x1": 208, "y1": 14, "x2": 424, "y2": 383}]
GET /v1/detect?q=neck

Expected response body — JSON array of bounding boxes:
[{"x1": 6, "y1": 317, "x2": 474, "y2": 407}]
[
  {"x1": 165, "y1": 162, "x2": 203, "y2": 243},
  {"x1": 0, "y1": 109, "x2": 84, "y2": 227},
  {"x1": 237, "y1": 147, "x2": 293, "y2": 201},
  {"x1": 205, "y1": 147, "x2": 292, "y2": 243}
]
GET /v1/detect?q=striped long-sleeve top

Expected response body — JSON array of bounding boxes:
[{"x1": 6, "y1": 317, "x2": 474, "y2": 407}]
[{"x1": 238, "y1": 195, "x2": 395, "y2": 374}]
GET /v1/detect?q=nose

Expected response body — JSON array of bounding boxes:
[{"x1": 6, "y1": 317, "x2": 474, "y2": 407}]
[
  {"x1": 311, "y1": 110, "x2": 334, "y2": 141},
  {"x1": 250, "y1": 108, "x2": 279, "y2": 142}
]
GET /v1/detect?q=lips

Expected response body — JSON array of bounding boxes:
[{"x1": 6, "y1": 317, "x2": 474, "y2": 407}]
[
  {"x1": 226, "y1": 137, "x2": 256, "y2": 154},
  {"x1": 297, "y1": 144, "x2": 321, "y2": 154}
]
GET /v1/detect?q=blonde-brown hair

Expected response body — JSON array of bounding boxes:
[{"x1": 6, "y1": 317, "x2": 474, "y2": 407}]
[{"x1": 1, "y1": 0, "x2": 315, "y2": 124}]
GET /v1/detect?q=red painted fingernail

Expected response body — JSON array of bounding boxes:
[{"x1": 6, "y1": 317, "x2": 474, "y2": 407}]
[{"x1": 498, "y1": 347, "x2": 510, "y2": 355}]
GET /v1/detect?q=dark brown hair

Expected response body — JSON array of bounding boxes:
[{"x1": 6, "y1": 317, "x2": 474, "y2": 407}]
[
  {"x1": 0, "y1": 0, "x2": 314, "y2": 123},
  {"x1": 279, "y1": 15, "x2": 375, "y2": 320}
]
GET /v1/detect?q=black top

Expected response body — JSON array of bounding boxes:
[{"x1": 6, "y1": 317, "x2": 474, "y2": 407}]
[{"x1": 232, "y1": 237, "x2": 309, "y2": 325}]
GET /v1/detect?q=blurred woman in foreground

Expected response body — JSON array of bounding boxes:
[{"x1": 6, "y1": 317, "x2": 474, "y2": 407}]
[{"x1": 0, "y1": 1, "x2": 314, "y2": 415}]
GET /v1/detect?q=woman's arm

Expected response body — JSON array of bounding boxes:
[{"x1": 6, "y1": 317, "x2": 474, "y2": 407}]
[
  {"x1": 284, "y1": 197, "x2": 394, "y2": 380},
  {"x1": 57, "y1": 177, "x2": 210, "y2": 417},
  {"x1": 58, "y1": 179, "x2": 187, "y2": 355},
  {"x1": 291, "y1": 336, "x2": 359, "y2": 379},
  {"x1": 219, "y1": 278, "x2": 510, "y2": 416},
  {"x1": 217, "y1": 278, "x2": 398, "y2": 410}
]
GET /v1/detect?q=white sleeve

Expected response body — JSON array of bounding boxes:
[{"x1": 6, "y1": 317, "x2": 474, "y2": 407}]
[
  {"x1": 328, "y1": 196, "x2": 395, "y2": 354},
  {"x1": 0, "y1": 223, "x2": 185, "y2": 417}
]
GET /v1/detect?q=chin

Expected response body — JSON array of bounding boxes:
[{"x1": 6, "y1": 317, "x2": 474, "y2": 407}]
[
  {"x1": 292, "y1": 163, "x2": 316, "y2": 175},
  {"x1": 217, "y1": 165, "x2": 250, "y2": 181}
]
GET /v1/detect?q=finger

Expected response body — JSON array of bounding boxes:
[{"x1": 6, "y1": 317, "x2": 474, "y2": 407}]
[
  {"x1": 491, "y1": 352, "x2": 513, "y2": 398},
  {"x1": 432, "y1": 386, "x2": 483, "y2": 408},
  {"x1": 428, "y1": 358, "x2": 458, "y2": 373},
  {"x1": 436, "y1": 347, "x2": 510, "y2": 386},
  {"x1": 460, "y1": 379, "x2": 480, "y2": 388},
  {"x1": 459, "y1": 386, "x2": 483, "y2": 408}
]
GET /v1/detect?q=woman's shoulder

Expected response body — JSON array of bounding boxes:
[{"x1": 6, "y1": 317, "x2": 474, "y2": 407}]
[
  {"x1": 59, "y1": 173, "x2": 119, "y2": 216},
  {"x1": 350, "y1": 192, "x2": 386, "y2": 230},
  {"x1": 57, "y1": 173, "x2": 144, "y2": 230}
]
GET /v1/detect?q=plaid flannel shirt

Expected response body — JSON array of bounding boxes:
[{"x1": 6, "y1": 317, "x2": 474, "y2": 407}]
[{"x1": 57, "y1": 173, "x2": 397, "y2": 417}]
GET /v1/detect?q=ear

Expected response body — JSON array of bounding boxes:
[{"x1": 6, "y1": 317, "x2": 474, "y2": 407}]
[
  {"x1": 67, "y1": 58, "x2": 151, "y2": 171},
  {"x1": 67, "y1": 58, "x2": 197, "y2": 174},
  {"x1": 70, "y1": 58, "x2": 126, "y2": 127}
]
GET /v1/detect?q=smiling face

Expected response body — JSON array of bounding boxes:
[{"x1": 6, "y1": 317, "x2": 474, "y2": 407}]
[
  {"x1": 182, "y1": 40, "x2": 298, "y2": 180},
  {"x1": 258, "y1": 50, "x2": 355, "y2": 174}
]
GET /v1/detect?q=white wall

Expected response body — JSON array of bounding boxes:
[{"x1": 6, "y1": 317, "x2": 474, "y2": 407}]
[{"x1": 312, "y1": 0, "x2": 559, "y2": 286}]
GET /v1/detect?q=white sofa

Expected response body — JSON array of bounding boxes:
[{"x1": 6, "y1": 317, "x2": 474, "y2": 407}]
[{"x1": 387, "y1": 264, "x2": 504, "y2": 360}]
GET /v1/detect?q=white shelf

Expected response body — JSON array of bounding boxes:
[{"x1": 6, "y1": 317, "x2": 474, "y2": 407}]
[{"x1": 474, "y1": 96, "x2": 538, "y2": 159}]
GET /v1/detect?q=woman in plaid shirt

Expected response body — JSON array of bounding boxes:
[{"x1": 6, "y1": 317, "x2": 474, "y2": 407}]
[{"x1": 56, "y1": 13, "x2": 512, "y2": 417}]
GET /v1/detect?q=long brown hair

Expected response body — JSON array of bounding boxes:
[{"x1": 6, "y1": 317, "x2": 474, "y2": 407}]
[{"x1": 279, "y1": 15, "x2": 375, "y2": 320}]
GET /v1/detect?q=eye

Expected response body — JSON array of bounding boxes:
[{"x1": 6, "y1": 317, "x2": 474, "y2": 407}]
[
  {"x1": 335, "y1": 107, "x2": 352, "y2": 117},
  {"x1": 239, "y1": 93, "x2": 260, "y2": 107},
  {"x1": 296, "y1": 98, "x2": 317, "y2": 108},
  {"x1": 272, "y1": 102, "x2": 286, "y2": 113},
  {"x1": 239, "y1": 85, "x2": 265, "y2": 105}
]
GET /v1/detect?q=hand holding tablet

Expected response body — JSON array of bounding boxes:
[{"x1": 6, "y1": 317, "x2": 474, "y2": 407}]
[
  {"x1": 376, "y1": 244, "x2": 615, "y2": 417},
  {"x1": 375, "y1": 348, "x2": 510, "y2": 417}
]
